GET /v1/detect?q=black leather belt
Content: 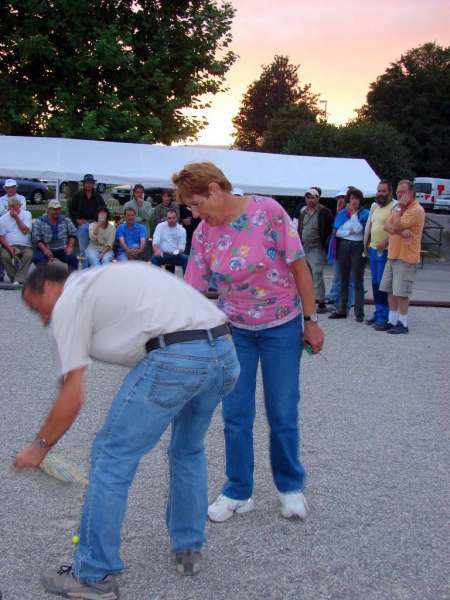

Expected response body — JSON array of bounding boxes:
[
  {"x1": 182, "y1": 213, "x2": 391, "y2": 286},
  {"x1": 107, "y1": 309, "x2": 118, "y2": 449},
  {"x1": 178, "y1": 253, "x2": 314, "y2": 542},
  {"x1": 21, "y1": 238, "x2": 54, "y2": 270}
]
[{"x1": 146, "y1": 323, "x2": 230, "y2": 353}]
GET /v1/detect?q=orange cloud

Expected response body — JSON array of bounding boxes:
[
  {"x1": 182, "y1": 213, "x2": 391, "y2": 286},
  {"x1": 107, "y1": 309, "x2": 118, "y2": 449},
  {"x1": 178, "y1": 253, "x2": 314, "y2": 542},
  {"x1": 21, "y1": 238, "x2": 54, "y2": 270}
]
[{"x1": 195, "y1": 0, "x2": 450, "y2": 145}]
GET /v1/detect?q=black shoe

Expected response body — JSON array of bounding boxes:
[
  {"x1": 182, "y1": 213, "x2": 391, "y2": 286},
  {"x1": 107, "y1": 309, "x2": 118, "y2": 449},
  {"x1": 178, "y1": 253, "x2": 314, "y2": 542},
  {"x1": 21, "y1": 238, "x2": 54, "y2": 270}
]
[
  {"x1": 317, "y1": 303, "x2": 328, "y2": 314},
  {"x1": 365, "y1": 317, "x2": 375, "y2": 325},
  {"x1": 174, "y1": 549, "x2": 201, "y2": 576},
  {"x1": 387, "y1": 322, "x2": 409, "y2": 335},
  {"x1": 328, "y1": 311, "x2": 347, "y2": 319},
  {"x1": 355, "y1": 316, "x2": 364, "y2": 323},
  {"x1": 373, "y1": 322, "x2": 391, "y2": 331}
]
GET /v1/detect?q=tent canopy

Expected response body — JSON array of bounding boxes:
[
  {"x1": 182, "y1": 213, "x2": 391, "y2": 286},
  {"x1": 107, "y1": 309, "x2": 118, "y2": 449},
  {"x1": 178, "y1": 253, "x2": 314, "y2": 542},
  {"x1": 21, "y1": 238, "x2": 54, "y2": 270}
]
[{"x1": 0, "y1": 135, "x2": 380, "y2": 197}]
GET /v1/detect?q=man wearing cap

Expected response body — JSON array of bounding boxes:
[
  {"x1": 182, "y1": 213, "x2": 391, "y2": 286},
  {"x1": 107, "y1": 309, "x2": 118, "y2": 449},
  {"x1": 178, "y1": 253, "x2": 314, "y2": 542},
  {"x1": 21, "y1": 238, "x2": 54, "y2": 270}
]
[
  {"x1": 32, "y1": 200, "x2": 78, "y2": 273},
  {"x1": 0, "y1": 179, "x2": 27, "y2": 282},
  {"x1": 0, "y1": 196, "x2": 33, "y2": 287},
  {"x1": 0, "y1": 179, "x2": 27, "y2": 216},
  {"x1": 68, "y1": 175, "x2": 106, "y2": 269},
  {"x1": 297, "y1": 188, "x2": 333, "y2": 313}
]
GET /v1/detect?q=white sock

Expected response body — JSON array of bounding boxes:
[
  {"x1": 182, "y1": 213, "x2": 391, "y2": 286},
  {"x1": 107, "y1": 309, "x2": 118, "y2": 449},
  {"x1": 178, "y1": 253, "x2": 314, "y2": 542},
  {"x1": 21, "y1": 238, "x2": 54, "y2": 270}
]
[
  {"x1": 398, "y1": 313, "x2": 408, "y2": 327},
  {"x1": 388, "y1": 310, "x2": 399, "y2": 325}
]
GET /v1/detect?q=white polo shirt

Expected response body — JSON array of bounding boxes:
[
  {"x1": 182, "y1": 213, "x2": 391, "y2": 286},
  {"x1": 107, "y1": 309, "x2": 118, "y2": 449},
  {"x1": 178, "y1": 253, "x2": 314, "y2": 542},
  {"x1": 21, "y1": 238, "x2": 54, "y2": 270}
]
[
  {"x1": 153, "y1": 222, "x2": 186, "y2": 254},
  {"x1": 0, "y1": 194, "x2": 26, "y2": 216},
  {"x1": 0, "y1": 209, "x2": 32, "y2": 246},
  {"x1": 51, "y1": 262, "x2": 227, "y2": 375}
]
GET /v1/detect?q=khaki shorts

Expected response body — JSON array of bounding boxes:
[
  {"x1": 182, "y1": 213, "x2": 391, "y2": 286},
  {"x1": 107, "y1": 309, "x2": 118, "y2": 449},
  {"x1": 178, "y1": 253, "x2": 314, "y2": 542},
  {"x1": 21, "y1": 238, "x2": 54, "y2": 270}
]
[{"x1": 380, "y1": 259, "x2": 417, "y2": 297}]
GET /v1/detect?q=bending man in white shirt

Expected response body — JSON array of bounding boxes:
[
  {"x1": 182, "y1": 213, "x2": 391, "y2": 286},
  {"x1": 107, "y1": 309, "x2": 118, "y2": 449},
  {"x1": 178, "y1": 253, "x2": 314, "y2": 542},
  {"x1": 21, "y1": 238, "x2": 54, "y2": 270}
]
[
  {"x1": 15, "y1": 261, "x2": 239, "y2": 599},
  {"x1": 151, "y1": 208, "x2": 189, "y2": 274}
]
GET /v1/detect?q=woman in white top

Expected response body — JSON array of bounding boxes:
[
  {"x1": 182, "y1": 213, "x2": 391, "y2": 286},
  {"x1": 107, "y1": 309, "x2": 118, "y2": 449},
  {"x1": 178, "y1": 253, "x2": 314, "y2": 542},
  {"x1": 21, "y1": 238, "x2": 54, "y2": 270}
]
[
  {"x1": 85, "y1": 207, "x2": 116, "y2": 267},
  {"x1": 329, "y1": 189, "x2": 369, "y2": 322}
]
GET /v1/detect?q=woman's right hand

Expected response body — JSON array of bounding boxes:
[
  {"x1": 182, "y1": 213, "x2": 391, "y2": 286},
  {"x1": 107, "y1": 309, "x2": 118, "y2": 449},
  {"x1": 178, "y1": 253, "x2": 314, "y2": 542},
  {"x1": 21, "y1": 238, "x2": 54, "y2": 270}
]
[{"x1": 304, "y1": 321, "x2": 324, "y2": 354}]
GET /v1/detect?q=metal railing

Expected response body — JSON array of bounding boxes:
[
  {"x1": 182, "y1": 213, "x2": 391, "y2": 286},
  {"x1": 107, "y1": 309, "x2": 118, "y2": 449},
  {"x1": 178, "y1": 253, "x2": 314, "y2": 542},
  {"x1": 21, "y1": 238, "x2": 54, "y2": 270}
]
[
  {"x1": 420, "y1": 216, "x2": 444, "y2": 266},
  {"x1": 422, "y1": 216, "x2": 443, "y2": 254}
]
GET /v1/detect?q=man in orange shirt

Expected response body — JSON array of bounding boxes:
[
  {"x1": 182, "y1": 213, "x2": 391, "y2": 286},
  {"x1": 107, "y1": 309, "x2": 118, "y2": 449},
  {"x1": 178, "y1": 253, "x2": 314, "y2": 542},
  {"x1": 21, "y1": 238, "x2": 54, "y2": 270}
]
[{"x1": 380, "y1": 180, "x2": 425, "y2": 334}]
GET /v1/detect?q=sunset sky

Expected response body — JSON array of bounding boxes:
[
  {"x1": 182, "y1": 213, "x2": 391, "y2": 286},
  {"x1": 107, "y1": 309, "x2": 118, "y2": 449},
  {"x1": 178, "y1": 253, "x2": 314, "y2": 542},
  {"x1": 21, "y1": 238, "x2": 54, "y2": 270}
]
[{"x1": 194, "y1": 0, "x2": 450, "y2": 145}]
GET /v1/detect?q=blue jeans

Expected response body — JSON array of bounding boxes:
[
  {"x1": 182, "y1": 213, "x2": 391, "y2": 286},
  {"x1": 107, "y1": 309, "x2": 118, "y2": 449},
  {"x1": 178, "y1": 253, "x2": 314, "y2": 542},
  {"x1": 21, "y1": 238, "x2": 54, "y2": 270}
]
[
  {"x1": 328, "y1": 262, "x2": 355, "y2": 309},
  {"x1": 33, "y1": 247, "x2": 79, "y2": 273},
  {"x1": 151, "y1": 253, "x2": 189, "y2": 274},
  {"x1": 222, "y1": 315, "x2": 305, "y2": 500},
  {"x1": 368, "y1": 248, "x2": 389, "y2": 324},
  {"x1": 77, "y1": 223, "x2": 90, "y2": 269},
  {"x1": 117, "y1": 250, "x2": 147, "y2": 262},
  {"x1": 73, "y1": 335, "x2": 240, "y2": 582},
  {"x1": 85, "y1": 247, "x2": 114, "y2": 267}
]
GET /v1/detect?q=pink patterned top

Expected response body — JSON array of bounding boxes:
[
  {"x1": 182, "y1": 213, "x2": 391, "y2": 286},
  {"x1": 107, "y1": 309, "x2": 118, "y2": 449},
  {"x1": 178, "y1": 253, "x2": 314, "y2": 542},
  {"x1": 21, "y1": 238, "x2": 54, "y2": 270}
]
[{"x1": 185, "y1": 196, "x2": 305, "y2": 330}]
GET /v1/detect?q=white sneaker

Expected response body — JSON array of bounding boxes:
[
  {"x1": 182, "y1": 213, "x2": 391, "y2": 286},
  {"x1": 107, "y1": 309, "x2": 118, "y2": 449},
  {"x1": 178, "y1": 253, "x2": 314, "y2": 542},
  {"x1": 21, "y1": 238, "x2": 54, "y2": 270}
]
[
  {"x1": 279, "y1": 491, "x2": 308, "y2": 520},
  {"x1": 208, "y1": 494, "x2": 255, "y2": 522}
]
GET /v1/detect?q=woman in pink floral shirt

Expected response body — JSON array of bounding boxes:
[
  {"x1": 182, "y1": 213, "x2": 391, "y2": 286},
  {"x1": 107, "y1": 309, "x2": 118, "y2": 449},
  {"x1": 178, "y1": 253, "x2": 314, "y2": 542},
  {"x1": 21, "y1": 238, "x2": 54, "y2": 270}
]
[{"x1": 174, "y1": 162, "x2": 324, "y2": 523}]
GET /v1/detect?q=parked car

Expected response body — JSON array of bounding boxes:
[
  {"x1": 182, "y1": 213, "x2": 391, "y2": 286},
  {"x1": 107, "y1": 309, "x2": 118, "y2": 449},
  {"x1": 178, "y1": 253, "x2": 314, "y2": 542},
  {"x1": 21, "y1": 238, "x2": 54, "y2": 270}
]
[
  {"x1": 111, "y1": 185, "x2": 168, "y2": 206},
  {"x1": 59, "y1": 181, "x2": 106, "y2": 194},
  {"x1": 414, "y1": 177, "x2": 450, "y2": 213},
  {"x1": 0, "y1": 176, "x2": 48, "y2": 204}
]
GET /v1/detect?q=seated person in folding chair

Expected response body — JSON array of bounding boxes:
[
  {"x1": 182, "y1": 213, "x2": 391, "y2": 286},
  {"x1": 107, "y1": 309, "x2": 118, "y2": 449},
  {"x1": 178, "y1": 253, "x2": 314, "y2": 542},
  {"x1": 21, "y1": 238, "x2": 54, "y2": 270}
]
[
  {"x1": 151, "y1": 209, "x2": 188, "y2": 274},
  {"x1": 32, "y1": 199, "x2": 78, "y2": 273},
  {"x1": 116, "y1": 207, "x2": 147, "y2": 262},
  {"x1": 0, "y1": 196, "x2": 33, "y2": 287}
]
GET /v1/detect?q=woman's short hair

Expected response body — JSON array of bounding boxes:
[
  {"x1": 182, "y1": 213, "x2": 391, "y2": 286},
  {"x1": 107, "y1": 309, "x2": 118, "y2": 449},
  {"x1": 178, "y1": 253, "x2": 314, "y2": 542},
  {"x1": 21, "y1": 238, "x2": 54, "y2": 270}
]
[
  {"x1": 96, "y1": 206, "x2": 111, "y2": 221},
  {"x1": 133, "y1": 184, "x2": 145, "y2": 195},
  {"x1": 172, "y1": 162, "x2": 232, "y2": 203},
  {"x1": 346, "y1": 187, "x2": 364, "y2": 203}
]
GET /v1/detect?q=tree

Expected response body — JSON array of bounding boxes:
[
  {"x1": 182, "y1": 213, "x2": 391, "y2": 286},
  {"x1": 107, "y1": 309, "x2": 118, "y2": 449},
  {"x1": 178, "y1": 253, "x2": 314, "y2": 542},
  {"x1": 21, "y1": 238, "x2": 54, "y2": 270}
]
[
  {"x1": 0, "y1": 0, "x2": 236, "y2": 143},
  {"x1": 284, "y1": 121, "x2": 414, "y2": 185},
  {"x1": 262, "y1": 103, "x2": 320, "y2": 153},
  {"x1": 232, "y1": 55, "x2": 321, "y2": 150},
  {"x1": 358, "y1": 42, "x2": 450, "y2": 176}
]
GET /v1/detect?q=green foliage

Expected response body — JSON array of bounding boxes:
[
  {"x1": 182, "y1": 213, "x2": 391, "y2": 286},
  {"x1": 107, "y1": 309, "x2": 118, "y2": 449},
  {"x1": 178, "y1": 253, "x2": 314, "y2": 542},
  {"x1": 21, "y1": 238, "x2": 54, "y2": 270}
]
[
  {"x1": 358, "y1": 42, "x2": 450, "y2": 176},
  {"x1": 284, "y1": 121, "x2": 414, "y2": 185},
  {"x1": 232, "y1": 55, "x2": 321, "y2": 150},
  {"x1": 0, "y1": 0, "x2": 236, "y2": 143},
  {"x1": 262, "y1": 103, "x2": 320, "y2": 153}
]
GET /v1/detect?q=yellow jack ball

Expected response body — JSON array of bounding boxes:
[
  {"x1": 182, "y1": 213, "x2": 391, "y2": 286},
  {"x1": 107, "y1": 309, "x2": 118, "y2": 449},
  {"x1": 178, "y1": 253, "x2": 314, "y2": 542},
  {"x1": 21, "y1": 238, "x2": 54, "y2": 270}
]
[{"x1": 72, "y1": 535, "x2": 80, "y2": 545}]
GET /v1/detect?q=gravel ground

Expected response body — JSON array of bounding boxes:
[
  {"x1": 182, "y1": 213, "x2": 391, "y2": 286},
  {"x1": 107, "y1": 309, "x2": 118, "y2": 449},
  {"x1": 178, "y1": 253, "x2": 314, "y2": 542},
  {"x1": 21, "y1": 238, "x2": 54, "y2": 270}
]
[{"x1": 1, "y1": 289, "x2": 449, "y2": 600}]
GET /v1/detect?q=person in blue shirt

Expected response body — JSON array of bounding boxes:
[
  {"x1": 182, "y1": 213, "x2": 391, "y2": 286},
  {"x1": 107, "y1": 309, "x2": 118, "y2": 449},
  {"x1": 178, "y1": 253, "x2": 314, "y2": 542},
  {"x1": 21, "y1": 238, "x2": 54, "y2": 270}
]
[
  {"x1": 328, "y1": 188, "x2": 369, "y2": 322},
  {"x1": 116, "y1": 207, "x2": 147, "y2": 261}
]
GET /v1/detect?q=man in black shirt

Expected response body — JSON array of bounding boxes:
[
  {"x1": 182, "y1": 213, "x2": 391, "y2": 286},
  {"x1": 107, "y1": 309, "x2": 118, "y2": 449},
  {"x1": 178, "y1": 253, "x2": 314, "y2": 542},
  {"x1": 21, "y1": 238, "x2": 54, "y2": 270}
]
[
  {"x1": 69, "y1": 174, "x2": 106, "y2": 268},
  {"x1": 179, "y1": 204, "x2": 201, "y2": 255}
]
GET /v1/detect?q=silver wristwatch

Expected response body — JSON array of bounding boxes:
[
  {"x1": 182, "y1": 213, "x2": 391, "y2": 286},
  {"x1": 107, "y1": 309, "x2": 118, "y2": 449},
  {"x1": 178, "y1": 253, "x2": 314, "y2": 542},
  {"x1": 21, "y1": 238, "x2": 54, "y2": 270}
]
[{"x1": 303, "y1": 313, "x2": 319, "y2": 323}]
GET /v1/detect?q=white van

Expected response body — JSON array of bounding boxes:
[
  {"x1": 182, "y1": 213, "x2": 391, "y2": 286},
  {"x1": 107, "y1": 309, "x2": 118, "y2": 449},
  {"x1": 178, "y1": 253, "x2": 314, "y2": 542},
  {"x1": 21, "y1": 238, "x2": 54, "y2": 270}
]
[{"x1": 414, "y1": 177, "x2": 450, "y2": 212}]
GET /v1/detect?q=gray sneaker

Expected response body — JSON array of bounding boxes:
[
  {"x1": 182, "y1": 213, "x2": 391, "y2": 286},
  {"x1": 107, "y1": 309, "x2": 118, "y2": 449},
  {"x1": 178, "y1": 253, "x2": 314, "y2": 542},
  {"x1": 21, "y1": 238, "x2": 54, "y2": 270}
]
[
  {"x1": 41, "y1": 564, "x2": 119, "y2": 599},
  {"x1": 174, "y1": 549, "x2": 201, "y2": 576}
]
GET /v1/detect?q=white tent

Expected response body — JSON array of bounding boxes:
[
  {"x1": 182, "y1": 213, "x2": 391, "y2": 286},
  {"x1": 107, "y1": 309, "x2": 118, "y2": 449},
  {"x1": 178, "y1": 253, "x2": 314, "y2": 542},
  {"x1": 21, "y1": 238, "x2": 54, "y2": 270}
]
[{"x1": 0, "y1": 135, "x2": 380, "y2": 197}]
